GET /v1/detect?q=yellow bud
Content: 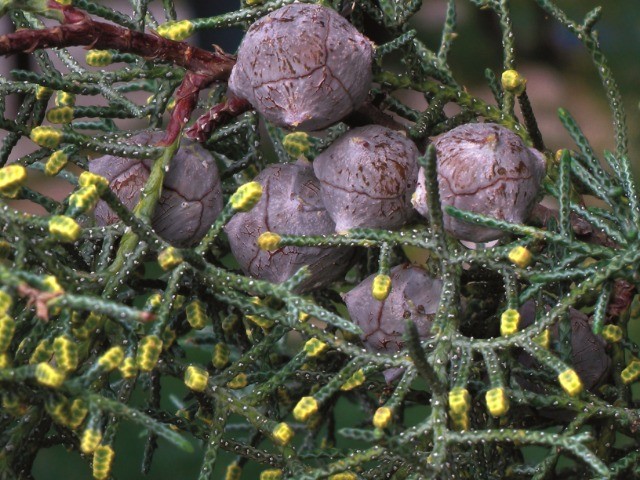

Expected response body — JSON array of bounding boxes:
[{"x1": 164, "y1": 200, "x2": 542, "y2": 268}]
[
  {"x1": 212, "y1": 342, "x2": 230, "y2": 369},
  {"x1": 184, "y1": 365, "x2": 209, "y2": 392},
  {"x1": 46, "y1": 106, "x2": 74, "y2": 124},
  {"x1": 35, "y1": 362, "x2": 65, "y2": 388},
  {"x1": 158, "y1": 246, "x2": 183, "y2": 271},
  {"x1": 293, "y1": 396, "x2": 319, "y2": 421},
  {"x1": 304, "y1": 338, "x2": 328, "y2": 357},
  {"x1": 69, "y1": 311, "x2": 83, "y2": 327},
  {"x1": 67, "y1": 398, "x2": 88, "y2": 429},
  {"x1": 0, "y1": 314, "x2": 15, "y2": 353},
  {"x1": 68, "y1": 184, "x2": 99, "y2": 214},
  {"x1": 225, "y1": 463, "x2": 242, "y2": 480},
  {"x1": 53, "y1": 335, "x2": 79, "y2": 372},
  {"x1": 119, "y1": 356, "x2": 138, "y2": 379},
  {"x1": 166, "y1": 98, "x2": 176, "y2": 110},
  {"x1": 45, "y1": 149, "x2": 69, "y2": 176},
  {"x1": 0, "y1": 165, "x2": 26, "y2": 192},
  {"x1": 144, "y1": 294, "x2": 162, "y2": 313},
  {"x1": 31, "y1": 126, "x2": 64, "y2": 148},
  {"x1": 250, "y1": 294, "x2": 264, "y2": 305},
  {"x1": 373, "y1": 406, "x2": 392, "y2": 428},
  {"x1": 282, "y1": 131, "x2": 311, "y2": 158},
  {"x1": 621, "y1": 359, "x2": 640, "y2": 384},
  {"x1": 554, "y1": 149, "x2": 565, "y2": 163},
  {"x1": 227, "y1": 373, "x2": 248, "y2": 389},
  {"x1": 186, "y1": 299, "x2": 208, "y2": 330},
  {"x1": 448, "y1": 387, "x2": 470, "y2": 415},
  {"x1": 43, "y1": 275, "x2": 64, "y2": 293},
  {"x1": 136, "y1": 335, "x2": 163, "y2": 371},
  {"x1": 156, "y1": 19, "x2": 195, "y2": 41},
  {"x1": 35, "y1": 85, "x2": 52, "y2": 100},
  {"x1": 601, "y1": 324, "x2": 623, "y2": 343},
  {"x1": 501, "y1": 69, "x2": 526, "y2": 95},
  {"x1": 0, "y1": 291, "x2": 11, "y2": 315},
  {"x1": 508, "y1": 246, "x2": 532, "y2": 268},
  {"x1": 272, "y1": 422, "x2": 295, "y2": 446},
  {"x1": 533, "y1": 328, "x2": 550, "y2": 349},
  {"x1": 49, "y1": 215, "x2": 81, "y2": 242},
  {"x1": 485, "y1": 387, "x2": 509, "y2": 417},
  {"x1": 78, "y1": 171, "x2": 109, "y2": 194},
  {"x1": 0, "y1": 352, "x2": 10, "y2": 369},
  {"x1": 81, "y1": 428, "x2": 102, "y2": 454},
  {"x1": 257, "y1": 231, "x2": 282, "y2": 251},
  {"x1": 500, "y1": 309, "x2": 520, "y2": 337},
  {"x1": 86, "y1": 49, "x2": 113, "y2": 67},
  {"x1": 55, "y1": 91, "x2": 76, "y2": 107},
  {"x1": 260, "y1": 469, "x2": 283, "y2": 480},
  {"x1": 329, "y1": 474, "x2": 358, "y2": 480},
  {"x1": 72, "y1": 312, "x2": 103, "y2": 340},
  {"x1": 0, "y1": 184, "x2": 20, "y2": 199},
  {"x1": 29, "y1": 339, "x2": 53, "y2": 364},
  {"x1": 558, "y1": 368, "x2": 583, "y2": 396},
  {"x1": 92, "y1": 445, "x2": 115, "y2": 480},
  {"x1": 98, "y1": 346, "x2": 125, "y2": 371},
  {"x1": 45, "y1": 398, "x2": 69, "y2": 425},
  {"x1": 230, "y1": 182, "x2": 262, "y2": 212},
  {"x1": 340, "y1": 369, "x2": 365, "y2": 391},
  {"x1": 246, "y1": 314, "x2": 274, "y2": 330},
  {"x1": 450, "y1": 412, "x2": 470, "y2": 431},
  {"x1": 371, "y1": 274, "x2": 392, "y2": 301}
]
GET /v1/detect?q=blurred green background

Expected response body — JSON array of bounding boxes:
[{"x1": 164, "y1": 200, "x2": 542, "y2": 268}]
[
  {"x1": 25, "y1": 0, "x2": 640, "y2": 478},
  {"x1": 410, "y1": 0, "x2": 640, "y2": 165}
]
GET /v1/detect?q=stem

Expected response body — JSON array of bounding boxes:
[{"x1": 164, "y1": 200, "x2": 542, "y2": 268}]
[
  {"x1": 184, "y1": 94, "x2": 251, "y2": 143},
  {"x1": 0, "y1": 2, "x2": 235, "y2": 77},
  {"x1": 104, "y1": 136, "x2": 181, "y2": 283}
]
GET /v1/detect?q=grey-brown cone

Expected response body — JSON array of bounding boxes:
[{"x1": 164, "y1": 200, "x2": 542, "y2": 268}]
[
  {"x1": 228, "y1": 4, "x2": 373, "y2": 131},
  {"x1": 225, "y1": 160, "x2": 353, "y2": 292},
  {"x1": 412, "y1": 123, "x2": 546, "y2": 242},
  {"x1": 89, "y1": 131, "x2": 223, "y2": 247}
]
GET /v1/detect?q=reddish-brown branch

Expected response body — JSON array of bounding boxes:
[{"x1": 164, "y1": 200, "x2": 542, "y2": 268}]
[
  {"x1": 0, "y1": 2, "x2": 235, "y2": 78},
  {"x1": 161, "y1": 72, "x2": 217, "y2": 145},
  {"x1": 608, "y1": 279, "x2": 635, "y2": 318},
  {"x1": 0, "y1": 1, "x2": 244, "y2": 145},
  {"x1": 184, "y1": 95, "x2": 252, "y2": 142},
  {"x1": 17, "y1": 283, "x2": 62, "y2": 321}
]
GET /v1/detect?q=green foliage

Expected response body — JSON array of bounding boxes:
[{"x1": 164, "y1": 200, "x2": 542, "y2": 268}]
[{"x1": 0, "y1": 0, "x2": 638, "y2": 479}]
